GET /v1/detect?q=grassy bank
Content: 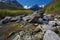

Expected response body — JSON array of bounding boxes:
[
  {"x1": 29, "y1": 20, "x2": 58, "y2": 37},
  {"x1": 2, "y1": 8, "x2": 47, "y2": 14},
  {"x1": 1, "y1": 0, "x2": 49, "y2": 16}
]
[
  {"x1": 0, "y1": 9, "x2": 33, "y2": 19},
  {"x1": 45, "y1": 0, "x2": 60, "y2": 14}
]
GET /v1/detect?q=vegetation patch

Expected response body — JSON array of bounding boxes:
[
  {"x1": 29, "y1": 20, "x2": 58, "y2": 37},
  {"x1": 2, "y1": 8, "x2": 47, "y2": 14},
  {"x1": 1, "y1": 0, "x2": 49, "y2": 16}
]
[
  {"x1": 0, "y1": 9, "x2": 33, "y2": 19},
  {"x1": 54, "y1": 27, "x2": 60, "y2": 36},
  {"x1": 45, "y1": 0, "x2": 60, "y2": 14}
]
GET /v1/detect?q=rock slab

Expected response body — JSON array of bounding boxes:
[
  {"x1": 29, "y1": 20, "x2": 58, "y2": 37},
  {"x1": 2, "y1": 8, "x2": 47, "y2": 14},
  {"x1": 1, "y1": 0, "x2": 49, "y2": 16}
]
[{"x1": 43, "y1": 30, "x2": 60, "y2": 40}]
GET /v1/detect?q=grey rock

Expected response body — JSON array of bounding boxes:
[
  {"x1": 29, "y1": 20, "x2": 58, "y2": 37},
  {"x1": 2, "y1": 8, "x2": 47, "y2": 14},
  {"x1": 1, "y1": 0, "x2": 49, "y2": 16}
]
[
  {"x1": 43, "y1": 30, "x2": 60, "y2": 40},
  {"x1": 0, "y1": 16, "x2": 11, "y2": 24},
  {"x1": 11, "y1": 17, "x2": 17, "y2": 22},
  {"x1": 48, "y1": 21, "x2": 56, "y2": 26},
  {"x1": 22, "y1": 11, "x2": 41, "y2": 23},
  {"x1": 11, "y1": 16, "x2": 20, "y2": 22},
  {"x1": 34, "y1": 32, "x2": 44, "y2": 38},
  {"x1": 42, "y1": 15, "x2": 49, "y2": 24},
  {"x1": 19, "y1": 31, "x2": 25, "y2": 36},
  {"x1": 57, "y1": 26, "x2": 60, "y2": 28},
  {"x1": 43, "y1": 15, "x2": 48, "y2": 20},
  {"x1": 46, "y1": 14, "x2": 53, "y2": 20},
  {"x1": 8, "y1": 33, "x2": 22, "y2": 40},
  {"x1": 37, "y1": 25, "x2": 56, "y2": 32},
  {"x1": 56, "y1": 21, "x2": 60, "y2": 26},
  {"x1": 22, "y1": 15, "x2": 31, "y2": 22},
  {"x1": 31, "y1": 31, "x2": 44, "y2": 40},
  {"x1": 38, "y1": 18, "x2": 43, "y2": 24},
  {"x1": 48, "y1": 20, "x2": 60, "y2": 26},
  {"x1": 12, "y1": 35, "x2": 21, "y2": 40},
  {"x1": 23, "y1": 35, "x2": 32, "y2": 40}
]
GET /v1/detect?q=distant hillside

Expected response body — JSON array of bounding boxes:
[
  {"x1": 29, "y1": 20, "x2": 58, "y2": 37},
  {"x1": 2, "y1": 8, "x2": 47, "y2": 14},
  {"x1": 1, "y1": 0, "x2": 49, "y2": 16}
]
[
  {"x1": 0, "y1": 0, "x2": 24, "y2": 9},
  {"x1": 45, "y1": 0, "x2": 60, "y2": 14},
  {"x1": 0, "y1": 2, "x2": 23, "y2": 9}
]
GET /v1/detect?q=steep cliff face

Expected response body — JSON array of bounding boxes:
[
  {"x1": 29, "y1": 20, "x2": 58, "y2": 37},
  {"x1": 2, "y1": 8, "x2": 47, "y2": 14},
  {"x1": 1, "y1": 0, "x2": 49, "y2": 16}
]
[{"x1": 45, "y1": 0, "x2": 60, "y2": 14}]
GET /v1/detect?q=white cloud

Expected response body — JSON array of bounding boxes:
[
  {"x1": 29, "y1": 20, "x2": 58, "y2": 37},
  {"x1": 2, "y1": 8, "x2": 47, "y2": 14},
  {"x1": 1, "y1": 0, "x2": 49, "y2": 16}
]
[
  {"x1": 39, "y1": 5, "x2": 45, "y2": 8},
  {"x1": 24, "y1": 5, "x2": 31, "y2": 9}
]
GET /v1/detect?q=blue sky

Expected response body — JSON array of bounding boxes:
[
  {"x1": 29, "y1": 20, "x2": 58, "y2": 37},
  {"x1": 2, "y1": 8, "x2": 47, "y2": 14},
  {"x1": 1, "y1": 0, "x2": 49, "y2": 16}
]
[{"x1": 17, "y1": 0, "x2": 52, "y2": 6}]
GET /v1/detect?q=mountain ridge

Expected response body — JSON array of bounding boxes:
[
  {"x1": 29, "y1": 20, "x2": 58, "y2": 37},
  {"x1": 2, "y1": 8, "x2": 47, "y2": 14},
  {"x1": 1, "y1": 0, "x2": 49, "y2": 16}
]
[{"x1": 0, "y1": 0, "x2": 24, "y2": 9}]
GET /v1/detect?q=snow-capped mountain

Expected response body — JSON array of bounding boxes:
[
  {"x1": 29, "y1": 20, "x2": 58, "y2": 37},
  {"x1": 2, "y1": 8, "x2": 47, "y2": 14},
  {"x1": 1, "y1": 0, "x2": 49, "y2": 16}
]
[{"x1": 30, "y1": 4, "x2": 45, "y2": 11}]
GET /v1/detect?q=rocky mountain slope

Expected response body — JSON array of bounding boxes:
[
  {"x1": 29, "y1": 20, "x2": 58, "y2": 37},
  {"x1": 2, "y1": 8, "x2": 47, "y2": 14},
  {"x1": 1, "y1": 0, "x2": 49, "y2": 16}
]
[
  {"x1": 45, "y1": 0, "x2": 60, "y2": 14},
  {"x1": 0, "y1": 0, "x2": 23, "y2": 9}
]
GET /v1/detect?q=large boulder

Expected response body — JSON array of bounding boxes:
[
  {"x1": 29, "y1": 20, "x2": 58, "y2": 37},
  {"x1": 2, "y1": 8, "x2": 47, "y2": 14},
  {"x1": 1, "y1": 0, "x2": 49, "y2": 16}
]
[
  {"x1": 11, "y1": 15, "x2": 24, "y2": 22},
  {"x1": 48, "y1": 21, "x2": 56, "y2": 26},
  {"x1": 22, "y1": 15, "x2": 31, "y2": 22},
  {"x1": 22, "y1": 11, "x2": 41, "y2": 23},
  {"x1": 22, "y1": 14, "x2": 37, "y2": 23},
  {"x1": 48, "y1": 21, "x2": 59, "y2": 27},
  {"x1": 10, "y1": 16, "x2": 20, "y2": 22},
  {"x1": 43, "y1": 30, "x2": 60, "y2": 40},
  {"x1": 56, "y1": 21, "x2": 60, "y2": 26},
  {"x1": 0, "y1": 16, "x2": 11, "y2": 24}
]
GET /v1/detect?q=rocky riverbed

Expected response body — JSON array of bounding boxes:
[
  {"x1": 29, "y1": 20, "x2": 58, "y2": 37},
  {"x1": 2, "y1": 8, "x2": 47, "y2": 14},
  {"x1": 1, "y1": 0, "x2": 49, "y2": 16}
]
[{"x1": 0, "y1": 11, "x2": 60, "y2": 40}]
